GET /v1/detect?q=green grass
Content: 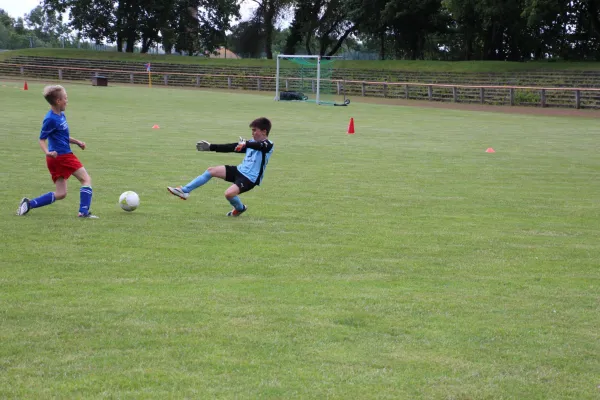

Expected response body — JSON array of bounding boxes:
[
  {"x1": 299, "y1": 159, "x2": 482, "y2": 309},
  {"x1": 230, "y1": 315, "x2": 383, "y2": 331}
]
[
  {"x1": 1, "y1": 79, "x2": 599, "y2": 399},
  {"x1": 3, "y1": 48, "x2": 600, "y2": 72}
]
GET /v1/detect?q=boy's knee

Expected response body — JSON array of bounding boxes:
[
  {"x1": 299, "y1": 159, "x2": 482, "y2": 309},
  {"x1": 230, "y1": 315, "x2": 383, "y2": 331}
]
[{"x1": 55, "y1": 192, "x2": 67, "y2": 200}]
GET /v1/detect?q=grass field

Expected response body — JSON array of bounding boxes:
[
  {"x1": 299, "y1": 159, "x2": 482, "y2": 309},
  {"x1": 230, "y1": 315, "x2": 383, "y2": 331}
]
[
  {"x1": 3, "y1": 48, "x2": 600, "y2": 72},
  {"x1": 1, "y1": 80, "x2": 599, "y2": 399}
]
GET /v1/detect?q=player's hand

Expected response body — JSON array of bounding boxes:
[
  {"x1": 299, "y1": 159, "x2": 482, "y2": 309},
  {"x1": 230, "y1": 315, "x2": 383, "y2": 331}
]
[
  {"x1": 77, "y1": 141, "x2": 86, "y2": 150},
  {"x1": 46, "y1": 151, "x2": 58, "y2": 158},
  {"x1": 196, "y1": 140, "x2": 211, "y2": 151},
  {"x1": 235, "y1": 136, "x2": 246, "y2": 152}
]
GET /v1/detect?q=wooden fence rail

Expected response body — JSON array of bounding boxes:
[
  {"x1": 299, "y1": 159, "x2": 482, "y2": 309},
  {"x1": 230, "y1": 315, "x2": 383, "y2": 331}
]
[{"x1": 2, "y1": 62, "x2": 600, "y2": 109}]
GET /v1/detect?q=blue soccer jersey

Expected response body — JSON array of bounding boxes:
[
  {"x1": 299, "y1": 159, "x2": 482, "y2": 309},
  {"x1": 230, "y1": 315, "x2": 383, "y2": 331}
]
[
  {"x1": 40, "y1": 111, "x2": 72, "y2": 155},
  {"x1": 237, "y1": 139, "x2": 274, "y2": 185}
]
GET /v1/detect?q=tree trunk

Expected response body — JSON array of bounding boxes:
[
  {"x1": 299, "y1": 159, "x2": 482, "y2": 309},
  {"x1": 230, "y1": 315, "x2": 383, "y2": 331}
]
[
  {"x1": 379, "y1": 30, "x2": 385, "y2": 60},
  {"x1": 326, "y1": 24, "x2": 357, "y2": 56},
  {"x1": 263, "y1": 1, "x2": 275, "y2": 59},
  {"x1": 141, "y1": 37, "x2": 151, "y2": 53},
  {"x1": 126, "y1": 28, "x2": 136, "y2": 52}
]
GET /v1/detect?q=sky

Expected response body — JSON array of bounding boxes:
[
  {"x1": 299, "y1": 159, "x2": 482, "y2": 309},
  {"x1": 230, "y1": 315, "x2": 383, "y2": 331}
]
[{"x1": 0, "y1": 0, "x2": 258, "y2": 21}]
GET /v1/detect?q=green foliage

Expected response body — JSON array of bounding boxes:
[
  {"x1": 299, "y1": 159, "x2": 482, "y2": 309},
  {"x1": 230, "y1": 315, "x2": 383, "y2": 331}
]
[
  {"x1": 514, "y1": 89, "x2": 541, "y2": 104},
  {"x1": 0, "y1": 7, "x2": 72, "y2": 50}
]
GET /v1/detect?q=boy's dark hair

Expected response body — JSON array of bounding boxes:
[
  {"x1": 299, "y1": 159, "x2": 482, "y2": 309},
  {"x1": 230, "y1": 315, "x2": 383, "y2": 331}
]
[{"x1": 250, "y1": 117, "x2": 272, "y2": 136}]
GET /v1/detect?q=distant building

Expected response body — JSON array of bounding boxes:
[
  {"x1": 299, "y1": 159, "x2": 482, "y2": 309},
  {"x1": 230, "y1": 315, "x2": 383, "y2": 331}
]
[{"x1": 210, "y1": 47, "x2": 241, "y2": 59}]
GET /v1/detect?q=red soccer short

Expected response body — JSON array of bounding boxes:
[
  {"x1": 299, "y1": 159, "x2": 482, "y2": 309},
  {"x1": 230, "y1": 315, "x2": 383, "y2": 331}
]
[{"x1": 46, "y1": 153, "x2": 83, "y2": 183}]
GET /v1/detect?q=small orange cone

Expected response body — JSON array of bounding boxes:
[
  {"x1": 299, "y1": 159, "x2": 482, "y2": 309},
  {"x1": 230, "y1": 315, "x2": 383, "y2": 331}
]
[
  {"x1": 485, "y1": 148, "x2": 495, "y2": 153},
  {"x1": 152, "y1": 124, "x2": 160, "y2": 129},
  {"x1": 23, "y1": 81, "x2": 28, "y2": 91},
  {"x1": 347, "y1": 118, "x2": 355, "y2": 134}
]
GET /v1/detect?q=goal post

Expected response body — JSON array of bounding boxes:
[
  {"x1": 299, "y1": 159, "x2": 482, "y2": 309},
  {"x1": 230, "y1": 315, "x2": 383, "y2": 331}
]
[{"x1": 275, "y1": 54, "x2": 350, "y2": 106}]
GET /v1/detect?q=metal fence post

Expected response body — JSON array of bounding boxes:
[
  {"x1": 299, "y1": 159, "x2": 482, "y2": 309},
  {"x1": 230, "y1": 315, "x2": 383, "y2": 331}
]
[
  {"x1": 575, "y1": 90, "x2": 581, "y2": 109},
  {"x1": 452, "y1": 86, "x2": 457, "y2": 102},
  {"x1": 509, "y1": 88, "x2": 515, "y2": 106},
  {"x1": 480, "y1": 87, "x2": 485, "y2": 104},
  {"x1": 164, "y1": 75, "x2": 168, "y2": 85},
  {"x1": 428, "y1": 85, "x2": 433, "y2": 101},
  {"x1": 361, "y1": 82, "x2": 365, "y2": 96},
  {"x1": 540, "y1": 89, "x2": 546, "y2": 107},
  {"x1": 58, "y1": 69, "x2": 62, "y2": 80},
  {"x1": 130, "y1": 73, "x2": 134, "y2": 84},
  {"x1": 227, "y1": 77, "x2": 232, "y2": 89},
  {"x1": 405, "y1": 84, "x2": 409, "y2": 99}
]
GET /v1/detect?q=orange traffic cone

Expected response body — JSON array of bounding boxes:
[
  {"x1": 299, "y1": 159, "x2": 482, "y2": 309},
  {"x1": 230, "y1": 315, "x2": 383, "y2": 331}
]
[
  {"x1": 23, "y1": 81, "x2": 28, "y2": 91},
  {"x1": 485, "y1": 148, "x2": 495, "y2": 153},
  {"x1": 347, "y1": 118, "x2": 355, "y2": 134},
  {"x1": 152, "y1": 124, "x2": 160, "y2": 129}
]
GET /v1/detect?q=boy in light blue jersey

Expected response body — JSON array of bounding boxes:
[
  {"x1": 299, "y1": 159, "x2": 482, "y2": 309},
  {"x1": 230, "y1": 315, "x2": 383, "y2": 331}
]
[{"x1": 167, "y1": 117, "x2": 274, "y2": 217}]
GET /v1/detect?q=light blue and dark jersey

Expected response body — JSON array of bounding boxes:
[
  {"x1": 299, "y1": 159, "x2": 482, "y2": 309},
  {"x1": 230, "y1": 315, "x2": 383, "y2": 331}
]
[
  {"x1": 39, "y1": 110, "x2": 72, "y2": 155},
  {"x1": 209, "y1": 139, "x2": 274, "y2": 185}
]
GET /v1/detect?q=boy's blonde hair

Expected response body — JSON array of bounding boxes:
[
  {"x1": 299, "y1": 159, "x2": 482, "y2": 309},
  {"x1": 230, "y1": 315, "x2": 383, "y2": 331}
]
[{"x1": 43, "y1": 85, "x2": 66, "y2": 106}]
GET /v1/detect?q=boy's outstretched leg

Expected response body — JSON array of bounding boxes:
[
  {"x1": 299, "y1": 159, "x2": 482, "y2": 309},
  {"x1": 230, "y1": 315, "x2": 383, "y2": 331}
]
[
  {"x1": 17, "y1": 178, "x2": 65, "y2": 216},
  {"x1": 18, "y1": 192, "x2": 58, "y2": 215},
  {"x1": 168, "y1": 167, "x2": 225, "y2": 200}
]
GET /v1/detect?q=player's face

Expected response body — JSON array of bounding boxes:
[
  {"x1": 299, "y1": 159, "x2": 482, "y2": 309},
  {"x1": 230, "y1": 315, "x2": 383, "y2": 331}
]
[
  {"x1": 251, "y1": 127, "x2": 267, "y2": 140},
  {"x1": 56, "y1": 91, "x2": 68, "y2": 111}
]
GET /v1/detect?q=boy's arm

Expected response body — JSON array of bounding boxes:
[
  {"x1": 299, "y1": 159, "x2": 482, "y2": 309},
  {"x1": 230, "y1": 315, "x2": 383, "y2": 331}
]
[
  {"x1": 196, "y1": 141, "x2": 247, "y2": 153},
  {"x1": 39, "y1": 118, "x2": 57, "y2": 157},
  {"x1": 39, "y1": 139, "x2": 57, "y2": 158},
  {"x1": 244, "y1": 140, "x2": 273, "y2": 152},
  {"x1": 69, "y1": 137, "x2": 86, "y2": 150}
]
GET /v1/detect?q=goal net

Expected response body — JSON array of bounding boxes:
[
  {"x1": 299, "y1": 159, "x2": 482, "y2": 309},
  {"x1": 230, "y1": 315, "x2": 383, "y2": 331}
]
[{"x1": 274, "y1": 55, "x2": 350, "y2": 106}]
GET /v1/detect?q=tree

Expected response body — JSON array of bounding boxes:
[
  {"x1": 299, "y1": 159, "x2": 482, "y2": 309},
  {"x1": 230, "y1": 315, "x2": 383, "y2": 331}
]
[
  {"x1": 282, "y1": 0, "x2": 360, "y2": 56},
  {"x1": 43, "y1": 0, "x2": 238, "y2": 53},
  {"x1": 248, "y1": 0, "x2": 294, "y2": 58},
  {"x1": 25, "y1": 5, "x2": 71, "y2": 43}
]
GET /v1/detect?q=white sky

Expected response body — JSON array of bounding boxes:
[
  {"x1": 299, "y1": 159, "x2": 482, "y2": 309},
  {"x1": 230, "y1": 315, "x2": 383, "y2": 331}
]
[{"x1": 0, "y1": 0, "x2": 257, "y2": 21}]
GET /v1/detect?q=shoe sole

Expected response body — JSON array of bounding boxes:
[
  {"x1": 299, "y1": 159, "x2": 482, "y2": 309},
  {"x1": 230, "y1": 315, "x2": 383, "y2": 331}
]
[
  {"x1": 17, "y1": 198, "x2": 30, "y2": 216},
  {"x1": 167, "y1": 187, "x2": 187, "y2": 200},
  {"x1": 227, "y1": 207, "x2": 247, "y2": 217}
]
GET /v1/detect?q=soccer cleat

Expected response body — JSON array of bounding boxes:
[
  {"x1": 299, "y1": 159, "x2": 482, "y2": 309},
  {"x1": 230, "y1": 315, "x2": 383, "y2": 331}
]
[
  {"x1": 16, "y1": 198, "x2": 30, "y2": 216},
  {"x1": 167, "y1": 186, "x2": 189, "y2": 200},
  {"x1": 226, "y1": 205, "x2": 247, "y2": 217},
  {"x1": 78, "y1": 212, "x2": 99, "y2": 219}
]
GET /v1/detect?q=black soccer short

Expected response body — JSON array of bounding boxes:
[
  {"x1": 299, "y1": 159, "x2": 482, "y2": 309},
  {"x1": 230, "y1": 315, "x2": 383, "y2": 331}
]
[{"x1": 225, "y1": 165, "x2": 256, "y2": 194}]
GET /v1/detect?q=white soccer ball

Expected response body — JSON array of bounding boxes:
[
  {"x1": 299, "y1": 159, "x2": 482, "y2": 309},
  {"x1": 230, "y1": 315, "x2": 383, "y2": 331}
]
[{"x1": 119, "y1": 191, "x2": 140, "y2": 212}]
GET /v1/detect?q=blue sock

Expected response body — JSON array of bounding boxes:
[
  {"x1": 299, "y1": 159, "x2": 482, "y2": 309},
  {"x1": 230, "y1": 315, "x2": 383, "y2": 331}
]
[
  {"x1": 228, "y1": 196, "x2": 244, "y2": 211},
  {"x1": 182, "y1": 170, "x2": 212, "y2": 193},
  {"x1": 79, "y1": 186, "x2": 93, "y2": 214},
  {"x1": 29, "y1": 192, "x2": 55, "y2": 209}
]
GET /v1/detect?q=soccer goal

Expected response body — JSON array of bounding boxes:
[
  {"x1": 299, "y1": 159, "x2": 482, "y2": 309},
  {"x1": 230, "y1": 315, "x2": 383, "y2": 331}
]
[{"x1": 274, "y1": 55, "x2": 350, "y2": 106}]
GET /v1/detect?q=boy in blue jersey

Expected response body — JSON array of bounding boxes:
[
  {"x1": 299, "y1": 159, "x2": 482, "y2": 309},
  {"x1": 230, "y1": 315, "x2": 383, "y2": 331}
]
[
  {"x1": 16, "y1": 85, "x2": 98, "y2": 218},
  {"x1": 167, "y1": 117, "x2": 274, "y2": 217}
]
